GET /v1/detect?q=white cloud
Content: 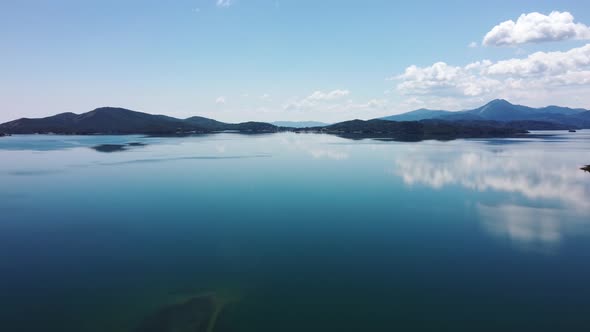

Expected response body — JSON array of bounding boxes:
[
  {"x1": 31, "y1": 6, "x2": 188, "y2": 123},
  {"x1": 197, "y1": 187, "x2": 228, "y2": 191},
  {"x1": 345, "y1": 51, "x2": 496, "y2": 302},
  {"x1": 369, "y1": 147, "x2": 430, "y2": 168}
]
[
  {"x1": 468, "y1": 41, "x2": 478, "y2": 48},
  {"x1": 484, "y1": 44, "x2": 590, "y2": 76},
  {"x1": 395, "y1": 61, "x2": 501, "y2": 97},
  {"x1": 216, "y1": 0, "x2": 232, "y2": 8},
  {"x1": 483, "y1": 11, "x2": 590, "y2": 46},
  {"x1": 260, "y1": 93, "x2": 271, "y2": 101},
  {"x1": 283, "y1": 89, "x2": 350, "y2": 111},
  {"x1": 278, "y1": 89, "x2": 391, "y2": 121},
  {"x1": 307, "y1": 89, "x2": 350, "y2": 101},
  {"x1": 393, "y1": 43, "x2": 590, "y2": 108},
  {"x1": 350, "y1": 99, "x2": 388, "y2": 110},
  {"x1": 215, "y1": 96, "x2": 226, "y2": 104}
]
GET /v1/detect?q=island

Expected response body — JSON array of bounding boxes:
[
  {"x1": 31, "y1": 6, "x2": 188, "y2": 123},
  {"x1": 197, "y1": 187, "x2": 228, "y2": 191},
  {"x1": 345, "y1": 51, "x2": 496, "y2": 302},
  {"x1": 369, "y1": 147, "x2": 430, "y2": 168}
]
[{"x1": 301, "y1": 119, "x2": 528, "y2": 141}]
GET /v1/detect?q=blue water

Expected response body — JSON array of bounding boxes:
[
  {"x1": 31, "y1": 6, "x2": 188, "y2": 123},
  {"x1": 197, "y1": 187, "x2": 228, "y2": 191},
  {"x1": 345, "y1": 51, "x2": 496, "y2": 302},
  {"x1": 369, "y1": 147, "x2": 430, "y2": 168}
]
[{"x1": 1, "y1": 132, "x2": 589, "y2": 331}]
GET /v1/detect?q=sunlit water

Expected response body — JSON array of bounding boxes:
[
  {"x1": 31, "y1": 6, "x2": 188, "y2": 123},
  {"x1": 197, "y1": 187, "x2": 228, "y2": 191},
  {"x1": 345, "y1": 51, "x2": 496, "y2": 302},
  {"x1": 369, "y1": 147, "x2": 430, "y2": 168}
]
[{"x1": 1, "y1": 132, "x2": 589, "y2": 331}]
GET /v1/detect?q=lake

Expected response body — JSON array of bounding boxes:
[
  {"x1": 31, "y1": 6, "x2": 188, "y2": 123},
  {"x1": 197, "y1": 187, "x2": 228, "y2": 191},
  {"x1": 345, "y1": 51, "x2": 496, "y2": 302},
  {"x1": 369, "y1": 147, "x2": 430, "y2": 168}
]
[{"x1": 1, "y1": 132, "x2": 589, "y2": 331}]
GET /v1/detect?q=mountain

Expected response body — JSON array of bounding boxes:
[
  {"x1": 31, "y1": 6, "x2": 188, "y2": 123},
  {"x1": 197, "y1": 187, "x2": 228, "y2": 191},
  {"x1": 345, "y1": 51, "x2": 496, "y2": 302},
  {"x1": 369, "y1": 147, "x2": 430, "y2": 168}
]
[
  {"x1": 380, "y1": 99, "x2": 590, "y2": 128},
  {"x1": 0, "y1": 107, "x2": 278, "y2": 135},
  {"x1": 185, "y1": 116, "x2": 275, "y2": 132},
  {"x1": 184, "y1": 116, "x2": 228, "y2": 131},
  {"x1": 227, "y1": 121, "x2": 278, "y2": 132},
  {"x1": 467, "y1": 99, "x2": 531, "y2": 121},
  {"x1": 0, "y1": 107, "x2": 189, "y2": 134},
  {"x1": 2, "y1": 100, "x2": 588, "y2": 139},
  {"x1": 380, "y1": 109, "x2": 452, "y2": 121},
  {"x1": 315, "y1": 119, "x2": 527, "y2": 141},
  {"x1": 271, "y1": 121, "x2": 330, "y2": 128}
]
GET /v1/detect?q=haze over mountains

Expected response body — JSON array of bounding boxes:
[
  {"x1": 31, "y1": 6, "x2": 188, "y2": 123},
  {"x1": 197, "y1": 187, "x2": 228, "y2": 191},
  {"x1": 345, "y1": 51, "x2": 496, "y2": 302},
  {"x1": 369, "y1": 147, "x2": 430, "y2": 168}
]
[
  {"x1": 1, "y1": 100, "x2": 589, "y2": 138},
  {"x1": 271, "y1": 121, "x2": 330, "y2": 128}
]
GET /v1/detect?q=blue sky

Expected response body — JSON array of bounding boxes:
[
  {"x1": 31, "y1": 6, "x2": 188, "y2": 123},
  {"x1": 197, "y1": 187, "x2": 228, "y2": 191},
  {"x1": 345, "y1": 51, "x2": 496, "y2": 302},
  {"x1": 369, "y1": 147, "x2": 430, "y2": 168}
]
[{"x1": 2, "y1": 0, "x2": 590, "y2": 122}]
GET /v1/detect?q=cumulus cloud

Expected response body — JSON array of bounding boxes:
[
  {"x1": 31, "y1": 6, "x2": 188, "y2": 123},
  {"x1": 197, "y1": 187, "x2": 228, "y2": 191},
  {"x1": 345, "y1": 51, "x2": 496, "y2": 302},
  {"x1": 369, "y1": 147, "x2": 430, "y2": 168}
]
[
  {"x1": 484, "y1": 44, "x2": 590, "y2": 76},
  {"x1": 395, "y1": 61, "x2": 501, "y2": 97},
  {"x1": 216, "y1": 0, "x2": 232, "y2": 8},
  {"x1": 468, "y1": 41, "x2": 478, "y2": 48},
  {"x1": 483, "y1": 11, "x2": 590, "y2": 46},
  {"x1": 215, "y1": 96, "x2": 226, "y2": 104},
  {"x1": 393, "y1": 43, "x2": 590, "y2": 107}
]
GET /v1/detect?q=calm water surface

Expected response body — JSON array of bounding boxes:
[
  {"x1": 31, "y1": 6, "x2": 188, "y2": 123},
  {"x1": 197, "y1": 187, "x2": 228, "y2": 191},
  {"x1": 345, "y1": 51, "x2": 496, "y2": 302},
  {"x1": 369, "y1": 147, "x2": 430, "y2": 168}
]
[{"x1": 1, "y1": 132, "x2": 589, "y2": 331}]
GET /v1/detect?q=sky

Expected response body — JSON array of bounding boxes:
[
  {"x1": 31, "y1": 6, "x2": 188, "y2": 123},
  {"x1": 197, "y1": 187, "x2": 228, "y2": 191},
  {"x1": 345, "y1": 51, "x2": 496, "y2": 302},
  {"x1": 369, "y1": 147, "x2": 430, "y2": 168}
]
[{"x1": 2, "y1": 0, "x2": 590, "y2": 123}]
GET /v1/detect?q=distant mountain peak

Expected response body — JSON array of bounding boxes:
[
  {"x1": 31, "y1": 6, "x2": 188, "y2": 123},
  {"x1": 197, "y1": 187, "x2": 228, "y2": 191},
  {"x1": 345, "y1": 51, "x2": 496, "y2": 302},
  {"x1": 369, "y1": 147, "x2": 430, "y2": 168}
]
[
  {"x1": 90, "y1": 106, "x2": 135, "y2": 113},
  {"x1": 377, "y1": 99, "x2": 589, "y2": 126},
  {"x1": 52, "y1": 112, "x2": 78, "y2": 118},
  {"x1": 485, "y1": 99, "x2": 513, "y2": 106}
]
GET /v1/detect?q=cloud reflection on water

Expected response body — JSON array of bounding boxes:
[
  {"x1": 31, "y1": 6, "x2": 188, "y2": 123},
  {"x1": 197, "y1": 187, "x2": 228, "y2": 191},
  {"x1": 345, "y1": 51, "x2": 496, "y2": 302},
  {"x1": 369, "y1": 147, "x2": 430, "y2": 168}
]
[
  {"x1": 395, "y1": 149, "x2": 590, "y2": 212},
  {"x1": 478, "y1": 204, "x2": 563, "y2": 252},
  {"x1": 392, "y1": 143, "x2": 590, "y2": 251},
  {"x1": 280, "y1": 134, "x2": 351, "y2": 160}
]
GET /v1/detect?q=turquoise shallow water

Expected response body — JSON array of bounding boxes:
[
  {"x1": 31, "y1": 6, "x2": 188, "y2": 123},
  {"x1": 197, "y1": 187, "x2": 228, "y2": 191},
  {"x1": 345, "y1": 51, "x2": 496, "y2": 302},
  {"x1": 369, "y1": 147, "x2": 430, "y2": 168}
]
[{"x1": 1, "y1": 132, "x2": 589, "y2": 331}]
